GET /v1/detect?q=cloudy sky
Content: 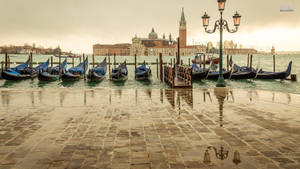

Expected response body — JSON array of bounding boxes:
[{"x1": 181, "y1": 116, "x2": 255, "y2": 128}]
[{"x1": 0, "y1": 0, "x2": 299, "y2": 53}]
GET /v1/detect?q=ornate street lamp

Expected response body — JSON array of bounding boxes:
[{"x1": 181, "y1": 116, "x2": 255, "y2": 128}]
[{"x1": 202, "y1": 0, "x2": 241, "y2": 87}]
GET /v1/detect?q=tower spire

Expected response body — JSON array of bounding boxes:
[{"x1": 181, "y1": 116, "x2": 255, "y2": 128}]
[{"x1": 181, "y1": 8, "x2": 185, "y2": 21}]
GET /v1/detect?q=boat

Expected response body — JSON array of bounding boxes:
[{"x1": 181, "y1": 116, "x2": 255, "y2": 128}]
[
  {"x1": 1, "y1": 58, "x2": 49, "y2": 80},
  {"x1": 62, "y1": 58, "x2": 88, "y2": 81},
  {"x1": 229, "y1": 56, "x2": 257, "y2": 79},
  {"x1": 110, "y1": 61, "x2": 128, "y2": 82},
  {"x1": 135, "y1": 61, "x2": 151, "y2": 80},
  {"x1": 206, "y1": 62, "x2": 231, "y2": 80},
  {"x1": 255, "y1": 61, "x2": 292, "y2": 79},
  {"x1": 54, "y1": 54, "x2": 80, "y2": 59},
  {"x1": 194, "y1": 53, "x2": 220, "y2": 64},
  {"x1": 38, "y1": 59, "x2": 67, "y2": 81},
  {"x1": 87, "y1": 58, "x2": 107, "y2": 82},
  {"x1": 191, "y1": 62, "x2": 208, "y2": 80}
]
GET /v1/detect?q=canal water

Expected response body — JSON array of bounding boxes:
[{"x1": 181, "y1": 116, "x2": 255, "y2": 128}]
[{"x1": 0, "y1": 54, "x2": 299, "y2": 94}]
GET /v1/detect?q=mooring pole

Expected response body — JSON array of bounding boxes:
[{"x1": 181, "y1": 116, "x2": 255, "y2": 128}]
[
  {"x1": 159, "y1": 53, "x2": 163, "y2": 82},
  {"x1": 170, "y1": 58, "x2": 172, "y2": 66},
  {"x1": 227, "y1": 54, "x2": 229, "y2": 71},
  {"x1": 51, "y1": 56, "x2": 53, "y2": 67},
  {"x1": 156, "y1": 58, "x2": 159, "y2": 78},
  {"x1": 199, "y1": 54, "x2": 202, "y2": 68},
  {"x1": 30, "y1": 52, "x2": 33, "y2": 80},
  {"x1": 59, "y1": 52, "x2": 61, "y2": 80},
  {"x1": 108, "y1": 55, "x2": 111, "y2": 76},
  {"x1": 273, "y1": 55, "x2": 276, "y2": 72},
  {"x1": 247, "y1": 53, "x2": 249, "y2": 67},
  {"x1": 114, "y1": 53, "x2": 116, "y2": 68},
  {"x1": 188, "y1": 58, "x2": 190, "y2": 67},
  {"x1": 203, "y1": 54, "x2": 206, "y2": 70},
  {"x1": 177, "y1": 37, "x2": 180, "y2": 65},
  {"x1": 92, "y1": 54, "x2": 95, "y2": 68},
  {"x1": 72, "y1": 57, "x2": 74, "y2": 67},
  {"x1": 181, "y1": 59, "x2": 183, "y2": 65},
  {"x1": 250, "y1": 54, "x2": 253, "y2": 71},
  {"x1": 134, "y1": 54, "x2": 137, "y2": 72},
  {"x1": 83, "y1": 54, "x2": 86, "y2": 80},
  {"x1": 7, "y1": 55, "x2": 10, "y2": 69},
  {"x1": 173, "y1": 58, "x2": 175, "y2": 68},
  {"x1": 5, "y1": 52, "x2": 8, "y2": 71}
]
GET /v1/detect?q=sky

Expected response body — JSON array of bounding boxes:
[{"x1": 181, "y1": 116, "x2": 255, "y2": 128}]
[{"x1": 0, "y1": 0, "x2": 299, "y2": 53}]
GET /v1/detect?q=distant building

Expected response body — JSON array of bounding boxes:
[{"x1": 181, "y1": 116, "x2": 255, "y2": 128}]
[
  {"x1": 93, "y1": 43, "x2": 131, "y2": 56},
  {"x1": 93, "y1": 8, "x2": 206, "y2": 56},
  {"x1": 271, "y1": 46, "x2": 275, "y2": 55},
  {"x1": 224, "y1": 48, "x2": 258, "y2": 55}
]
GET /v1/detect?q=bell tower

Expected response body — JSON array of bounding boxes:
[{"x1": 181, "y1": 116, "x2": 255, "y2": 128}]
[{"x1": 179, "y1": 8, "x2": 187, "y2": 47}]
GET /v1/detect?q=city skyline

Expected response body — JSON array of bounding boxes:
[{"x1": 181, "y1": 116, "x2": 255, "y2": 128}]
[{"x1": 0, "y1": 0, "x2": 299, "y2": 53}]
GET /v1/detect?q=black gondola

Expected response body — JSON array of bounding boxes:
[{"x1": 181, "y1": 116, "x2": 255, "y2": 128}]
[
  {"x1": 229, "y1": 55, "x2": 257, "y2": 79},
  {"x1": 256, "y1": 61, "x2": 292, "y2": 79},
  {"x1": 38, "y1": 59, "x2": 67, "y2": 81},
  {"x1": 135, "y1": 61, "x2": 151, "y2": 80},
  {"x1": 110, "y1": 61, "x2": 128, "y2": 82},
  {"x1": 1, "y1": 58, "x2": 49, "y2": 80},
  {"x1": 87, "y1": 58, "x2": 107, "y2": 82},
  {"x1": 207, "y1": 70, "x2": 231, "y2": 80},
  {"x1": 191, "y1": 62, "x2": 208, "y2": 80},
  {"x1": 62, "y1": 58, "x2": 88, "y2": 81}
]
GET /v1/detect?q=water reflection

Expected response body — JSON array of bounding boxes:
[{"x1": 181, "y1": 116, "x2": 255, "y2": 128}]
[
  {"x1": 1, "y1": 90, "x2": 10, "y2": 107},
  {"x1": 203, "y1": 88, "x2": 241, "y2": 167}
]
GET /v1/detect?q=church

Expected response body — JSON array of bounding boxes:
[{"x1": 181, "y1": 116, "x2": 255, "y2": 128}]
[{"x1": 93, "y1": 9, "x2": 206, "y2": 56}]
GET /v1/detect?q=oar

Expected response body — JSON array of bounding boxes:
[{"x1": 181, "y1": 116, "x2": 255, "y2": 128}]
[{"x1": 205, "y1": 61, "x2": 212, "y2": 79}]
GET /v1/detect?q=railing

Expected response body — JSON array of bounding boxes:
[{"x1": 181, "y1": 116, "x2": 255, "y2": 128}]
[
  {"x1": 177, "y1": 65, "x2": 192, "y2": 87},
  {"x1": 164, "y1": 65, "x2": 174, "y2": 88}
]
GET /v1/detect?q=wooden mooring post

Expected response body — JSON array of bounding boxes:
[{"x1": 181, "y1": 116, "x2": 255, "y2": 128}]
[
  {"x1": 92, "y1": 54, "x2": 95, "y2": 68},
  {"x1": 273, "y1": 55, "x2": 276, "y2": 72},
  {"x1": 30, "y1": 52, "x2": 33, "y2": 80},
  {"x1": 250, "y1": 54, "x2": 253, "y2": 71},
  {"x1": 83, "y1": 54, "x2": 86, "y2": 80},
  {"x1": 156, "y1": 58, "x2": 158, "y2": 78},
  {"x1": 4, "y1": 52, "x2": 8, "y2": 71},
  {"x1": 159, "y1": 53, "x2": 163, "y2": 82},
  {"x1": 72, "y1": 57, "x2": 74, "y2": 67},
  {"x1": 170, "y1": 58, "x2": 172, "y2": 66},
  {"x1": 226, "y1": 54, "x2": 229, "y2": 71},
  {"x1": 134, "y1": 54, "x2": 137, "y2": 72},
  {"x1": 51, "y1": 56, "x2": 53, "y2": 67},
  {"x1": 199, "y1": 54, "x2": 202, "y2": 68},
  {"x1": 7, "y1": 55, "x2": 10, "y2": 69},
  {"x1": 114, "y1": 53, "x2": 116, "y2": 68},
  {"x1": 247, "y1": 53, "x2": 249, "y2": 67},
  {"x1": 188, "y1": 58, "x2": 190, "y2": 67},
  {"x1": 108, "y1": 55, "x2": 111, "y2": 76},
  {"x1": 59, "y1": 53, "x2": 61, "y2": 80},
  {"x1": 203, "y1": 54, "x2": 206, "y2": 70}
]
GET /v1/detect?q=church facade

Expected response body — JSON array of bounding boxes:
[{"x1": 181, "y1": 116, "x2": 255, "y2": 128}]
[{"x1": 93, "y1": 9, "x2": 206, "y2": 56}]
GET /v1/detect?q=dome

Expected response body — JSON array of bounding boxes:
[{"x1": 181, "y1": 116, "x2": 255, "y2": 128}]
[{"x1": 148, "y1": 28, "x2": 158, "y2": 40}]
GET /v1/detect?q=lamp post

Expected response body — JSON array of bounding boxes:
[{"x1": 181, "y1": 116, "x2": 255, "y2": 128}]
[{"x1": 202, "y1": 0, "x2": 241, "y2": 87}]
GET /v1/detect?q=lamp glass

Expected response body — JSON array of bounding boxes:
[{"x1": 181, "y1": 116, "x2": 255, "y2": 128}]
[
  {"x1": 202, "y1": 13, "x2": 210, "y2": 27},
  {"x1": 218, "y1": 0, "x2": 226, "y2": 11},
  {"x1": 233, "y1": 12, "x2": 241, "y2": 26}
]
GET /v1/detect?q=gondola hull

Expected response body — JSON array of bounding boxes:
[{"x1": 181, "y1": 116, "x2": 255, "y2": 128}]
[
  {"x1": 135, "y1": 69, "x2": 151, "y2": 80},
  {"x1": 207, "y1": 71, "x2": 231, "y2": 80},
  {"x1": 230, "y1": 71, "x2": 256, "y2": 79},
  {"x1": 1, "y1": 71, "x2": 36, "y2": 80},
  {"x1": 256, "y1": 72, "x2": 287, "y2": 79},
  {"x1": 87, "y1": 71, "x2": 105, "y2": 82},
  {"x1": 38, "y1": 72, "x2": 60, "y2": 81},
  {"x1": 192, "y1": 70, "x2": 208, "y2": 80},
  {"x1": 110, "y1": 73, "x2": 128, "y2": 82},
  {"x1": 62, "y1": 73, "x2": 82, "y2": 81}
]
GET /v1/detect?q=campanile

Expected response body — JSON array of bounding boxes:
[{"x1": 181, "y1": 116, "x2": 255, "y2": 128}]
[{"x1": 179, "y1": 8, "x2": 187, "y2": 47}]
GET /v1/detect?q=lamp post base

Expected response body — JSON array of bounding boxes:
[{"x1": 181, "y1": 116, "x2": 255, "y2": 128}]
[{"x1": 216, "y1": 77, "x2": 226, "y2": 87}]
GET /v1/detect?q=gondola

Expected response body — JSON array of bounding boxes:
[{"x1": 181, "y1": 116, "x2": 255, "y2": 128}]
[
  {"x1": 1, "y1": 58, "x2": 49, "y2": 80},
  {"x1": 110, "y1": 61, "x2": 128, "y2": 82},
  {"x1": 191, "y1": 62, "x2": 208, "y2": 80},
  {"x1": 38, "y1": 59, "x2": 67, "y2": 81},
  {"x1": 135, "y1": 61, "x2": 151, "y2": 80},
  {"x1": 87, "y1": 58, "x2": 107, "y2": 82},
  {"x1": 229, "y1": 56, "x2": 257, "y2": 79},
  {"x1": 206, "y1": 61, "x2": 231, "y2": 80},
  {"x1": 62, "y1": 58, "x2": 88, "y2": 81},
  {"x1": 255, "y1": 61, "x2": 292, "y2": 79},
  {"x1": 230, "y1": 65, "x2": 257, "y2": 79}
]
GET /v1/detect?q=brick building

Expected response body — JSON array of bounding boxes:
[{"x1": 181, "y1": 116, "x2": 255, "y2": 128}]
[{"x1": 93, "y1": 43, "x2": 131, "y2": 56}]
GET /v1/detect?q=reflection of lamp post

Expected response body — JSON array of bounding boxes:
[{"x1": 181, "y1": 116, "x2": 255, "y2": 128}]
[
  {"x1": 203, "y1": 146, "x2": 241, "y2": 166},
  {"x1": 202, "y1": 0, "x2": 241, "y2": 87}
]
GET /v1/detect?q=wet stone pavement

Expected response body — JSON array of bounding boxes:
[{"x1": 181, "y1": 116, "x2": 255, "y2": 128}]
[{"x1": 0, "y1": 88, "x2": 300, "y2": 169}]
